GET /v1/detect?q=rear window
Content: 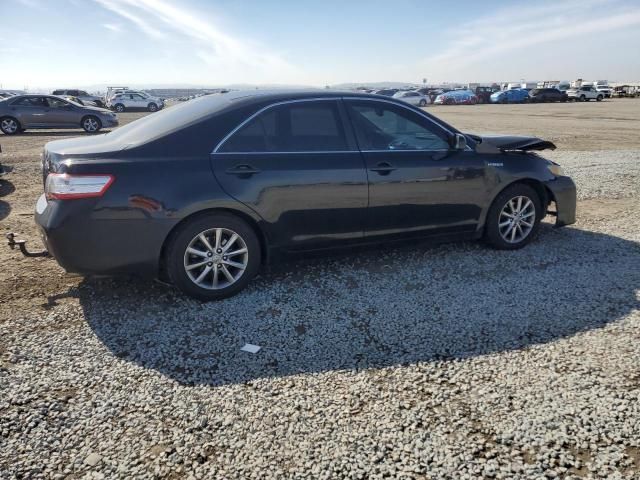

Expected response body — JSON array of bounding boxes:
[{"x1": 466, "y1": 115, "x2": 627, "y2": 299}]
[{"x1": 104, "y1": 94, "x2": 233, "y2": 146}]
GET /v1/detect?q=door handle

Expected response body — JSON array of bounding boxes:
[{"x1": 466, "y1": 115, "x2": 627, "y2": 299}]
[
  {"x1": 225, "y1": 164, "x2": 261, "y2": 176},
  {"x1": 370, "y1": 162, "x2": 396, "y2": 175}
]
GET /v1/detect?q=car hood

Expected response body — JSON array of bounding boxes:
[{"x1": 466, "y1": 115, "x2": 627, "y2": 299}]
[
  {"x1": 467, "y1": 134, "x2": 556, "y2": 153},
  {"x1": 81, "y1": 105, "x2": 113, "y2": 115}
]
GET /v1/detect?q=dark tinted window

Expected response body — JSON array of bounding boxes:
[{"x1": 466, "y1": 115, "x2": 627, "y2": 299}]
[
  {"x1": 52, "y1": 90, "x2": 64, "y2": 95},
  {"x1": 219, "y1": 101, "x2": 349, "y2": 153},
  {"x1": 347, "y1": 100, "x2": 449, "y2": 151},
  {"x1": 46, "y1": 97, "x2": 70, "y2": 108},
  {"x1": 12, "y1": 96, "x2": 47, "y2": 107}
]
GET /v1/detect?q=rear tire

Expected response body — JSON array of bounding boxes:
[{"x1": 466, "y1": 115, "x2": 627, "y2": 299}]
[
  {"x1": 580, "y1": 95, "x2": 586, "y2": 102},
  {"x1": 0, "y1": 117, "x2": 21, "y2": 135},
  {"x1": 484, "y1": 183, "x2": 542, "y2": 250},
  {"x1": 167, "y1": 213, "x2": 261, "y2": 301}
]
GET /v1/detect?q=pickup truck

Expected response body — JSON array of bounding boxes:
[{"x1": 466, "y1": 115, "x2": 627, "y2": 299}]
[{"x1": 566, "y1": 85, "x2": 604, "y2": 102}]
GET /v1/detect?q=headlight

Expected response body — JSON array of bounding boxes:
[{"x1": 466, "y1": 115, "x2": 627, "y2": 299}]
[{"x1": 547, "y1": 163, "x2": 565, "y2": 177}]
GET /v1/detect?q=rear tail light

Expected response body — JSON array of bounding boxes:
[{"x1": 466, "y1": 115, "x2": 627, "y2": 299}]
[{"x1": 45, "y1": 173, "x2": 114, "y2": 200}]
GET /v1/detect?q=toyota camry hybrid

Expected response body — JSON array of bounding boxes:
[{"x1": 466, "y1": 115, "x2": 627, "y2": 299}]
[{"x1": 31, "y1": 90, "x2": 576, "y2": 300}]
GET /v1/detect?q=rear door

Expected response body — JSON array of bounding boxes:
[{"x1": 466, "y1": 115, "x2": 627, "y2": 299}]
[
  {"x1": 345, "y1": 98, "x2": 487, "y2": 238},
  {"x1": 211, "y1": 98, "x2": 368, "y2": 250},
  {"x1": 9, "y1": 96, "x2": 48, "y2": 127}
]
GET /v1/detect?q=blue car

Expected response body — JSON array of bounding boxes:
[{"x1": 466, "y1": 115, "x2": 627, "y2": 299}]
[{"x1": 490, "y1": 89, "x2": 530, "y2": 104}]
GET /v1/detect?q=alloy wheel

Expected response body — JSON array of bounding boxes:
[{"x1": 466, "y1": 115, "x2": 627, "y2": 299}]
[
  {"x1": 498, "y1": 196, "x2": 536, "y2": 244},
  {"x1": 1, "y1": 118, "x2": 18, "y2": 134},
  {"x1": 183, "y1": 227, "x2": 249, "y2": 290},
  {"x1": 83, "y1": 118, "x2": 99, "y2": 132}
]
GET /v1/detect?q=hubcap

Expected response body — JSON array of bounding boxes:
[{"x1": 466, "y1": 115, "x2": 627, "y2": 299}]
[
  {"x1": 2, "y1": 119, "x2": 17, "y2": 133},
  {"x1": 183, "y1": 228, "x2": 249, "y2": 290},
  {"x1": 498, "y1": 195, "x2": 536, "y2": 244}
]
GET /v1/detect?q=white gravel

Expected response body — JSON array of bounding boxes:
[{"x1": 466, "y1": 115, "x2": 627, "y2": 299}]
[{"x1": 1, "y1": 150, "x2": 639, "y2": 479}]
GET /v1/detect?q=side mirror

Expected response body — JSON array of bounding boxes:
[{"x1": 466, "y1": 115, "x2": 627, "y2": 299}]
[{"x1": 453, "y1": 133, "x2": 467, "y2": 150}]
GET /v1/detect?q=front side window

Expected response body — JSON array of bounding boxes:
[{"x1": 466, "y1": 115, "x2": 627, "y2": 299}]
[
  {"x1": 218, "y1": 100, "x2": 349, "y2": 153},
  {"x1": 346, "y1": 101, "x2": 449, "y2": 151},
  {"x1": 46, "y1": 97, "x2": 70, "y2": 108}
]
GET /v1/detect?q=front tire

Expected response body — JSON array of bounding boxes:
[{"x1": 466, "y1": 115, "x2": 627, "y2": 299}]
[
  {"x1": 114, "y1": 103, "x2": 125, "y2": 113},
  {"x1": 148, "y1": 103, "x2": 158, "y2": 112},
  {"x1": 484, "y1": 184, "x2": 542, "y2": 250},
  {"x1": 418, "y1": 99, "x2": 427, "y2": 107},
  {"x1": 82, "y1": 116, "x2": 102, "y2": 133},
  {"x1": 167, "y1": 213, "x2": 261, "y2": 301},
  {"x1": 0, "y1": 117, "x2": 21, "y2": 135},
  {"x1": 596, "y1": 95, "x2": 603, "y2": 102}
]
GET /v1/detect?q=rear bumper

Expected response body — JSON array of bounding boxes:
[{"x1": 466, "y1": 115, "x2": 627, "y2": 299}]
[
  {"x1": 34, "y1": 194, "x2": 171, "y2": 277},
  {"x1": 544, "y1": 175, "x2": 576, "y2": 227}
]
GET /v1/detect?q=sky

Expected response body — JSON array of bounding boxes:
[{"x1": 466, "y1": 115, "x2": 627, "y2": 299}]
[{"x1": 1, "y1": 0, "x2": 640, "y2": 91}]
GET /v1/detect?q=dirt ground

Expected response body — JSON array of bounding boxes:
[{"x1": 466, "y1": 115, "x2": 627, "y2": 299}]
[{"x1": 0, "y1": 99, "x2": 638, "y2": 317}]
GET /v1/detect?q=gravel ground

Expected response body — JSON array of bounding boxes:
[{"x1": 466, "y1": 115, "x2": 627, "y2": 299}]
[{"x1": 1, "y1": 107, "x2": 639, "y2": 478}]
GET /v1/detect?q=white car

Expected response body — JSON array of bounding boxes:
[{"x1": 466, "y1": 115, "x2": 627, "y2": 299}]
[
  {"x1": 392, "y1": 91, "x2": 431, "y2": 107},
  {"x1": 595, "y1": 85, "x2": 612, "y2": 98},
  {"x1": 567, "y1": 85, "x2": 603, "y2": 102},
  {"x1": 107, "y1": 92, "x2": 165, "y2": 112}
]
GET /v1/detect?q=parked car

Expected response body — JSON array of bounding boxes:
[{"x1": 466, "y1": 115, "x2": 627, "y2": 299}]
[
  {"x1": 529, "y1": 88, "x2": 568, "y2": 103},
  {"x1": 372, "y1": 89, "x2": 399, "y2": 97},
  {"x1": 26, "y1": 90, "x2": 576, "y2": 300},
  {"x1": 470, "y1": 86, "x2": 498, "y2": 104},
  {"x1": 490, "y1": 89, "x2": 531, "y2": 104},
  {"x1": 566, "y1": 85, "x2": 603, "y2": 102},
  {"x1": 0, "y1": 95, "x2": 118, "y2": 134},
  {"x1": 107, "y1": 92, "x2": 165, "y2": 112},
  {"x1": 392, "y1": 90, "x2": 431, "y2": 107},
  {"x1": 595, "y1": 85, "x2": 612, "y2": 98},
  {"x1": 433, "y1": 90, "x2": 478, "y2": 105},
  {"x1": 52, "y1": 89, "x2": 105, "y2": 107}
]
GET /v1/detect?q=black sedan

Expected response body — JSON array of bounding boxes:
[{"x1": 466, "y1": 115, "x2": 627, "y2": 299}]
[
  {"x1": 33, "y1": 90, "x2": 576, "y2": 300},
  {"x1": 529, "y1": 88, "x2": 568, "y2": 103}
]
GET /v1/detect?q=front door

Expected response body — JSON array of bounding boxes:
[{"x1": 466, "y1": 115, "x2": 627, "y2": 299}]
[
  {"x1": 44, "y1": 97, "x2": 78, "y2": 126},
  {"x1": 345, "y1": 98, "x2": 487, "y2": 238},
  {"x1": 211, "y1": 98, "x2": 368, "y2": 250}
]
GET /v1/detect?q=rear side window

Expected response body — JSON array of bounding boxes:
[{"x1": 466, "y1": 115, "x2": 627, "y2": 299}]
[
  {"x1": 218, "y1": 100, "x2": 349, "y2": 153},
  {"x1": 346, "y1": 100, "x2": 449, "y2": 151},
  {"x1": 12, "y1": 97, "x2": 47, "y2": 107}
]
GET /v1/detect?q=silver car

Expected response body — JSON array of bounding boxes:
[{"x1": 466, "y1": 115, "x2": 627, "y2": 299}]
[
  {"x1": 392, "y1": 90, "x2": 432, "y2": 107},
  {"x1": 0, "y1": 95, "x2": 119, "y2": 135}
]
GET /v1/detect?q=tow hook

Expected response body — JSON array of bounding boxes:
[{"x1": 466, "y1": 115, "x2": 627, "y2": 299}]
[{"x1": 6, "y1": 233, "x2": 50, "y2": 258}]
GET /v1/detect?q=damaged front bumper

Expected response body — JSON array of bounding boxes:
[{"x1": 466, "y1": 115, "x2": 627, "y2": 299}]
[{"x1": 544, "y1": 175, "x2": 577, "y2": 227}]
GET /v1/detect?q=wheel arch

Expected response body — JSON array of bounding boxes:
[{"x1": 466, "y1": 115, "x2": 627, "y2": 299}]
[
  {"x1": 481, "y1": 178, "x2": 552, "y2": 231},
  {"x1": 0, "y1": 115, "x2": 22, "y2": 129},
  {"x1": 158, "y1": 207, "x2": 269, "y2": 279}
]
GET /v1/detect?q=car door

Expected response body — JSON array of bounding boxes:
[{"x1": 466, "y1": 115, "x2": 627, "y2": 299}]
[
  {"x1": 344, "y1": 98, "x2": 487, "y2": 238},
  {"x1": 9, "y1": 96, "x2": 48, "y2": 127},
  {"x1": 44, "y1": 97, "x2": 78, "y2": 126},
  {"x1": 211, "y1": 98, "x2": 368, "y2": 250}
]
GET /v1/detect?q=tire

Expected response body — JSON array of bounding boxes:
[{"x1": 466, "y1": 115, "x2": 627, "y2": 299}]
[
  {"x1": 484, "y1": 183, "x2": 542, "y2": 250},
  {"x1": 166, "y1": 213, "x2": 261, "y2": 301},
  {"x1": 596, "y1": 95, "x2": 603, "y2": 102},
  {"x1": 523, "y1": 97, "x2": 530, "y2": 103},
  {"x1": 148, "y1": 103, "x2": 158, "y2": 112},
  {"x1": 477, "y1": 96, "x2": 485, "y2": 104},
  {"x1": 418, "y1": 99, "x2": 427, "y2": 107},
  {"x1": 81, "y1": 115, "x2": 102, "y2": 133},
  {"x1": 0, "y1": 117, "x2": 21, "y2": 135},
  {"x1": 580, "y1": 95, "x2": 586, "y2": 102},
  {"x1": 114, "y1": 103, "x2": 125, "y2": 113}
]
